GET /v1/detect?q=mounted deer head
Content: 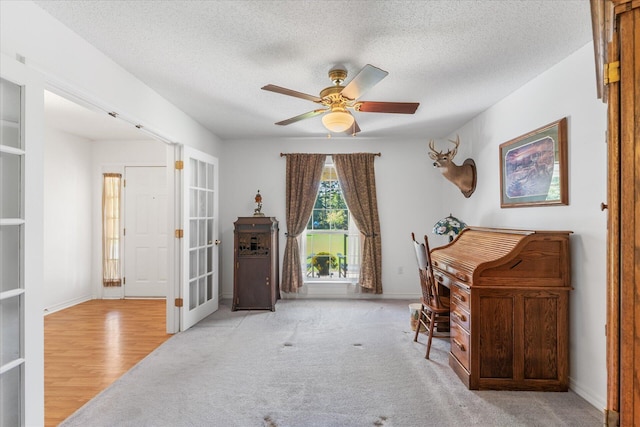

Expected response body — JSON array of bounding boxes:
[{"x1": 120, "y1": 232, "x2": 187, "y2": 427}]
[{"x1": 428, "y1": 135, "x2": 477, "y2": 198}]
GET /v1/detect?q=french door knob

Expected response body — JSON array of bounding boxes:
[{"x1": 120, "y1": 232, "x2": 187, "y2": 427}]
[{"x1": 215, "y1": 239, "x2": 221, "y2": 245}]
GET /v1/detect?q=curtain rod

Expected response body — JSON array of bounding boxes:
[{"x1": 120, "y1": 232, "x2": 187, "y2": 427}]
[{"x1": 280, "y1": 152, "x2": 381, "y2": 157}]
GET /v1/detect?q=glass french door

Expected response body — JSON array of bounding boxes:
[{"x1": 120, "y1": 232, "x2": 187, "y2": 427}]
[
  {"x1": 0, "y1": 76, "x2": 25, "y2": 427},
  {"x1": 0, "y1": 57, "x2": 45, "y2": 427},
  {"x1": 180, "y1": 146, "x2": 219, "y2": 330}
]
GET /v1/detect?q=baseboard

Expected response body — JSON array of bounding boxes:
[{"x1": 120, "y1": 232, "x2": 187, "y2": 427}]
[
  {"x1": 568, "y1": 377, "x2": 605, "y2": 412},
  {"x1": 221, "y1": 287, "x2": 420, "y2": 300},
  {"x1": 43, "y1": 295, "x2": 93, "y2": 315}
]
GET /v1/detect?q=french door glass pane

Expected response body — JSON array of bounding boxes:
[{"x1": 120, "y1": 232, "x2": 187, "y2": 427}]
[
  {"x1": 189, "y1": 219, "x2": 197, "y2": 248},
  {"x1": 0, "y1": 365, "x2": 21, "y2": 426},
  {"x1": 189, "y1": 280, "x2": 197, "y2": 309},
  {"x1": 0, "y1": 77, "x2": 21, "y2": 149},
  {"x1": 198, "y1": 219, "x2": 205, "y2": 246},
  {"x1": 198, "y1": 277, "x2": 205, "y2": 304},
  {"x1": 189, "y1": 250, "x2": 197, "y2": 279},
  {"x1": 189, "y1": 159, "x2": 197, "y2": 187},
  {"x1": 0, "y1": 225, "x2": 21, "y2": 292},
  {"x1": 206, "y1": 163, "x2": 213, "y2": 189},
  {"x1": 0, "y1": 151, "x2": 21, "y2": 219},
  {"x1": 0, "y1": 295, "x2": 21, "y2": 365},
  {"x1": 189, "y1": 189, "x2": 197, "y2": 217},
  {"x1": 198, "y1": 160, "x2": 206, "y2": 189}
]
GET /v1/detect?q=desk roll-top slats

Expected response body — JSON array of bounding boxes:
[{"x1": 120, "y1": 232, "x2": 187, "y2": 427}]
[{"x1": 430, "y1": 227, "x2": 572, "y2": 391}]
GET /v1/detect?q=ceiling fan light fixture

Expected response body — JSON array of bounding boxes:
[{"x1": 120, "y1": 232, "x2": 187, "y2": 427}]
[{"x1": 322, "y1": 111, "x2": 354, "y2": 133}]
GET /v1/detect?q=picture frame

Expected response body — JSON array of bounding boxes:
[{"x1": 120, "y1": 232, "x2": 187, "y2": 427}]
[{"x1": 499, "y1": 118, "x2": 568, "y2": 208}]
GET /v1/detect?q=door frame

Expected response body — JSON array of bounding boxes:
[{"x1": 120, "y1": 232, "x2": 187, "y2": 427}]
[
  {"x1": 591, "y1": 0, "x2": 639, "y2": 424},
  {"x1": 43, "y1": 80, "x2": 181, "y2": 334}
]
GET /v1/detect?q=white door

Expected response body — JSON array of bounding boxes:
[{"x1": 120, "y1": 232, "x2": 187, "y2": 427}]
[
  {"x1": 124, "y1": 166, "x2": 168, "y2": 297},
  {"x1": 180, "y1": 147, "x2": 219, "y2": 330}
]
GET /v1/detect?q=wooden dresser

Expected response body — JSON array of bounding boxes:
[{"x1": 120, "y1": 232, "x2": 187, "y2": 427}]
[
  {"x1": 232, "y1": 217, "x2": 280, "y2": 311},
  {"x1": 430, "y1": 227, "x2": 572, "y2": 391}
]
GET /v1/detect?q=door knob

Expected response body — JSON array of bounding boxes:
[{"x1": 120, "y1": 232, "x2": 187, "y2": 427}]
[
  {"x1": 600, "y1": 202, "x2": 608, "y2": 211},
  {"x1": 215, "y1": 239, "x2": 221, "y2": 245}
]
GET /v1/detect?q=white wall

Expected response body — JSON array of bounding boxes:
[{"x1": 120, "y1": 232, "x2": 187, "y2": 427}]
[
  {"x1": 448, "y1": 43, "x2": 607, "y2": 409},
  {"x1": 43, "y1": 127, "x2": 94, "y2": 312},
  {"x1": 42, "y1": 131, "x2": 169, "y2": 312},
  {"x1": 220, "y1": 137, "x2": 449, "y2": 300}
]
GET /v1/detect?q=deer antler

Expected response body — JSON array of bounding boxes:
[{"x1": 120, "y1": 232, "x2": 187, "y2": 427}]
[
  {"x1": 428, "y1": 139, "x2": 441, "y2": 154},
  {"x1": 446, "y1": 134, "x2": 460, "y2": 159}
]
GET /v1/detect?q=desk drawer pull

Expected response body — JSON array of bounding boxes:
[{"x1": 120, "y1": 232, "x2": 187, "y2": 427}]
[
  {"x1": 435, "y1": 274, "x2": 444, "y2": 283},
  {"x1": 452, "y1": 311, "x2": 466, "y2": 322},
  {"x1": 453, "y1": 293, "x2": 466, "y2": 303},
  {"x1": 452, "y1": 339, "x2": 465, "y2": 351}
]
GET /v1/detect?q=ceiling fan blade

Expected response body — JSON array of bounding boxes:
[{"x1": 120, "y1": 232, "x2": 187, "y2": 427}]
[
  {"x1": 275, "y1": 109, "x2": 326, "y2": 126},
  {"x1": 262, "y1": 84, "x2": 322, "y2": 103},
  {"x1": 340, "y1": 64, "x2": 388, "y2": 100},
  {"x1": 357, "y1": 101, "x2": 420, "y2": 114}
]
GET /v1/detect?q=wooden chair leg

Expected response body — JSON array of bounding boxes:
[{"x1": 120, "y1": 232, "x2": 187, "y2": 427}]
[
  {"x1": 413, "y1": 304, "x2": 424, "y2": 342},
  {"x1": 425, "y1": 311, "x2": 436, "y2": 359}
]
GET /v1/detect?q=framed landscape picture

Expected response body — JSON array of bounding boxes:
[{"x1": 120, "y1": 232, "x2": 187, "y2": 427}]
[{"x1": 499, "y1": 118, "x2": 568, "y2": 208}]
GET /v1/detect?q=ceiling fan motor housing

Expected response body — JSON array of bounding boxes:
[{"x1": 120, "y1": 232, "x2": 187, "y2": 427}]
[{"x1": 328, "y1": 68, "x2": 347, "y2": 85}]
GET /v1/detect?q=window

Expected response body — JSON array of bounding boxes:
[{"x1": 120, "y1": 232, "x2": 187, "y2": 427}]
[
  {"x1": 102, "y1": 173, "x2": 122, "y2": 286},
  {"x1": 303, "y1": 159, "x2": 359, "y2": 281}
]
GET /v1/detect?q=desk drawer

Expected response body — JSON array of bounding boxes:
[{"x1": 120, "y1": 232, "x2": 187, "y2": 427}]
[
  {"x1": 450, "y1": 322, "x2": 470, "y2": 371},
  {"x1": 450, "y1": 284, "x2": 470, "y2": 312},
  {"x1": 450, "y1": 301, "x2": 470, "y2": 331}
]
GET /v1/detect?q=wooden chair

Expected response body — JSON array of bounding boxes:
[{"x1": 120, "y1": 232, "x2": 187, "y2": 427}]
[{"x1": 411, "y1": 233, "x2": 450, "y2": 359}]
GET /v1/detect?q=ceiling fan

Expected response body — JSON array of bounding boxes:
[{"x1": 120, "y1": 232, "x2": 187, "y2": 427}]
[{"x1": 262, "y1": 64, "x2": 420, "y2": 135}]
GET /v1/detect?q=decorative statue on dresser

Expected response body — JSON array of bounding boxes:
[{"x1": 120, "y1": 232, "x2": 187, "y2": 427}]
[{"x1": 428, "y1": 135, "x2": 477, "y2": 198}]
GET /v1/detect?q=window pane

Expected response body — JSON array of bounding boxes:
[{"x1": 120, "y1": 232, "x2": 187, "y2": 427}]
[{"x1": 304, "y1": 164, "x2": 359, "y2": 281}]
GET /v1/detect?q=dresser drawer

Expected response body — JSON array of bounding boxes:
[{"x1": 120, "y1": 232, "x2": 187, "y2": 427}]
[
  {"x1": 450, "y1": 301, "x2": 470, "y2": 331},
  {"x1": 449, "y1": 284, "x2": 470, "y2": 312},
  {"x1": 450, "y1": 322, "x2": 470, "y2": 371}
]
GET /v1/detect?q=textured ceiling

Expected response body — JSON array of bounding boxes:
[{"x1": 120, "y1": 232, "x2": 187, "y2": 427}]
[{"x1": 35, "y1": 0, "x2": 593, "y2": 141}]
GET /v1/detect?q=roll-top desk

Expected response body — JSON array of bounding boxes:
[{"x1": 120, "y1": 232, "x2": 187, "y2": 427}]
[{"x1": 430, "y1": 227, "x2": 572, "y2": 391}]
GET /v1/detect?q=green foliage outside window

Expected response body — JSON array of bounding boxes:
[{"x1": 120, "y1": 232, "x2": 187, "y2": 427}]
[{"x1": 308, "y1": 173, "x2": 349, "y2": 230}]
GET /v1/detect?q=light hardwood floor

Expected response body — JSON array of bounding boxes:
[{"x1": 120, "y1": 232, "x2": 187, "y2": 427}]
[{"x1": 45, "y1": 299, "x2": 171, "y2": 426}]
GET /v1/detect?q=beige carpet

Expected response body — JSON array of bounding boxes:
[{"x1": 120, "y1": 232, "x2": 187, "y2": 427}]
[{"x1": 61, "y1": 299, "x2": 601, "y2": 426}]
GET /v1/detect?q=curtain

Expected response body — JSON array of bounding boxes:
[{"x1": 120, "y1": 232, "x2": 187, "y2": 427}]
[
  {"x1": 334, "y1": 153, "x2": 383, "y2": 294},
  {"x1": 102, "y1": 173, "x2": 122, "y2": 287},
  {"x1": 281, "y1": 154, "x2": 327, "y2": 293}
]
